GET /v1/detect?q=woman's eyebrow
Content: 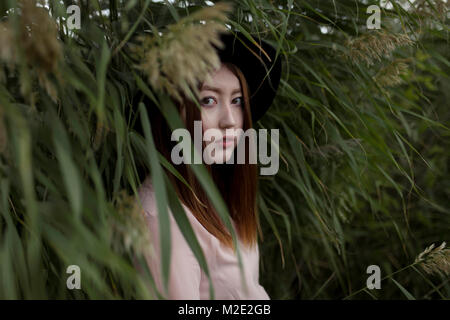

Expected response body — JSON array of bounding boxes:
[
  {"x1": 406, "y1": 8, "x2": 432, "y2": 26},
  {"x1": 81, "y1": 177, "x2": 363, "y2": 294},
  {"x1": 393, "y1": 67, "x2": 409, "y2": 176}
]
[{"x1": 201, "y1": 85, "x2": 241, "y2": 95}]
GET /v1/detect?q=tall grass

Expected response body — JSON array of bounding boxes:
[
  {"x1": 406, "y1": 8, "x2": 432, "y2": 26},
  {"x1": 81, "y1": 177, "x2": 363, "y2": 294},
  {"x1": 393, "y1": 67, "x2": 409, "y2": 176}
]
[{"x1": 0, "y1": 0, "x2": 449, "y2": 299}]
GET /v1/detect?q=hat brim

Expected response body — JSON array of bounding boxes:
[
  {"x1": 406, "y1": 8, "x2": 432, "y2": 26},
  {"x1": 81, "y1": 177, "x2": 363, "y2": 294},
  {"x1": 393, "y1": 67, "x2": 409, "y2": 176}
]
[{"x1": 214, "y1": 32, "x2": 282, "y2": 123}]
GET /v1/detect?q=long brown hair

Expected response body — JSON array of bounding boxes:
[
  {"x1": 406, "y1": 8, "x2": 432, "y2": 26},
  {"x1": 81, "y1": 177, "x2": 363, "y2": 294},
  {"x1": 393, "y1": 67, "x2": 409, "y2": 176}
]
[{"x1": 139, "y1": 62, "x2": 260, "y2": 251}]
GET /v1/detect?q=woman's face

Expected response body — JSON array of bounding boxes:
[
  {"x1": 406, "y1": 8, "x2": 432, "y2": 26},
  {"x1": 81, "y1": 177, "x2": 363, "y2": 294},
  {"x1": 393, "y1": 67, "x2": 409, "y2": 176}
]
[{"x1": 198, "y1": 63, "x2": 244, "y2": 164}]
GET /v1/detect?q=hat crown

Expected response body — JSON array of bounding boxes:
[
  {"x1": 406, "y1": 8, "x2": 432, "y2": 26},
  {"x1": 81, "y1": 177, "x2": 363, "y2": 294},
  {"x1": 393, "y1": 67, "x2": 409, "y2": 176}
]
[{"x1": 214, "y1": 32, "x2": 282, "y2": 123}]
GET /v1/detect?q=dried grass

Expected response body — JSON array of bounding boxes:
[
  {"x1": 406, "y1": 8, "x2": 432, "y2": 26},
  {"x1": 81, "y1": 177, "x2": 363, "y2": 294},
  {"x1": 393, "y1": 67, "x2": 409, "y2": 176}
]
[
  {"x1": 373, "y1": 59, "x2": 410, "y2": 87},
  {"x1": 0, "y1": 0, "x2": 62, "y2": 101},
  {"x1": 415, "y1": 242, "x2": 450, "y2": 277},
  {"x1": 345, "y1": 30, "x2": 414, "y2": 66},
  {"x1": 132, "y1": 2, "x2": 233, "y2": 102},
  {"x1": 414, "y1": 0, "x2": 449, "y2": 22},
  {"x1": 110, "y1": 190, "x2": 152, "y2": 257}
]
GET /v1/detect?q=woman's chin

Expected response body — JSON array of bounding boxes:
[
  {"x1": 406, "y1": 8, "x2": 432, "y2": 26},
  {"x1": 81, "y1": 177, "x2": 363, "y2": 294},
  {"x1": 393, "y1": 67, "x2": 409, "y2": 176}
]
[{"x1": 205, "y1": 150, "x2": 234, "y2": 165}]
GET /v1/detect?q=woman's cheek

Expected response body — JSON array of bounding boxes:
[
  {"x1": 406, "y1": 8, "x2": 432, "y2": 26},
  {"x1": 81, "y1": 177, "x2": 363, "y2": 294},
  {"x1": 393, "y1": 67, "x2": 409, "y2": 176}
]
[
  {"x1": 235, "y1": 108, "x2": 244, "y2": 128},
  {"x1": 201, "y1": 110, "x2": 215, "y2": 132}
]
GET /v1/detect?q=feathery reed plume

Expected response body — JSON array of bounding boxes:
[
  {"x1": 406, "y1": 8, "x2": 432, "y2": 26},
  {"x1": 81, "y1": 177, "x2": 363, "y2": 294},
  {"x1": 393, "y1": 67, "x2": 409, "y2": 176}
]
[
  {"x1": 414, "y1": 242, "x2": 450, "y2": 277},
  {"x1": 0, "y1": 0, "x2": 62, "y2": 101},
  {"x1": 414, "y1": 0, "x2": 449, "y2": 22},
  {"x1": 110, "y1": 190, "x2": 151, "y2": 256},
  {"x1": 20, "y1": 0, "x2": 62, "y2": 73},
  {"x1": 133, "y1": 2, "x2": 233, "y2": 102},
  {"x1": 0, "y1": 21, "x2": 16, "y2": 68},
  {"x1": 373, "y1": 59, "x2": 410, "y2": 87},
  {"x1": 345, "y1": 30, "x2": 414, "y2": 66}
]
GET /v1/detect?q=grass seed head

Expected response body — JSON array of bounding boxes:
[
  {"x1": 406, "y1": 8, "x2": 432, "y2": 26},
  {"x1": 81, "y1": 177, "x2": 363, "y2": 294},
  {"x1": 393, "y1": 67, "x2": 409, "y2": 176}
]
[
  {"x1": 415, "y1": 242, "x2": 450, "y2": 277},
  {"x1": 133, "y1": 2, "x2": 233, "y2": 103}
]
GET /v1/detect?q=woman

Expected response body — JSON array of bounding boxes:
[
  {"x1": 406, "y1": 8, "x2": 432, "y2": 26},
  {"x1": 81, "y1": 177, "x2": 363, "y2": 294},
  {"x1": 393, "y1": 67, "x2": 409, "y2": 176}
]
[{"x1": 135, "y1": 31, "x2": 282, "y2": 300}]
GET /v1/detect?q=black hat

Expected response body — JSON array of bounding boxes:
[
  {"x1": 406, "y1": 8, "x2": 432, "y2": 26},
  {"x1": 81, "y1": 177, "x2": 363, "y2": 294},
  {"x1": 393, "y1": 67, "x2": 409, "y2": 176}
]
[{"x1": 214, "y1": 31, "x2": 282, "y2": 123}]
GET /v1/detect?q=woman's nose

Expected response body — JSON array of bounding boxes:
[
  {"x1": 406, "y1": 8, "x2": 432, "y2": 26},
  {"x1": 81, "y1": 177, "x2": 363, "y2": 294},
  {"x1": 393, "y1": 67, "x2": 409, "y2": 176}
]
[{"x1": 219, "y1": 100, "x2": 236, "y2": 128}]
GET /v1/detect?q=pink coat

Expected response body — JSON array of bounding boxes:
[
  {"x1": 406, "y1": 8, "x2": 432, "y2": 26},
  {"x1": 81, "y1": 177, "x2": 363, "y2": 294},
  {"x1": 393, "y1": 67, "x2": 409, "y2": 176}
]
[{"x1": 136, "y1": 176, "x2": 270, "y2": 300}]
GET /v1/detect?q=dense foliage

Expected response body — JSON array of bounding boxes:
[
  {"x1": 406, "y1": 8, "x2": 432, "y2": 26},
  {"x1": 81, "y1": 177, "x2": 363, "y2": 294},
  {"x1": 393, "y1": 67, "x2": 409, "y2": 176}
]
[{"x1": 0, "y1": 0, "x2": 449, "y2": 299}]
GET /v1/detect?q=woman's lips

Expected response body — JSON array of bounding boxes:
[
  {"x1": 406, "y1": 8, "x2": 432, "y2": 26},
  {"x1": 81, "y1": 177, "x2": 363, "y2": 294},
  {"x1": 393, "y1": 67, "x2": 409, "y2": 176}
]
[{"x1": 221, "y1": 136, "x2": 235, "y2": 148}]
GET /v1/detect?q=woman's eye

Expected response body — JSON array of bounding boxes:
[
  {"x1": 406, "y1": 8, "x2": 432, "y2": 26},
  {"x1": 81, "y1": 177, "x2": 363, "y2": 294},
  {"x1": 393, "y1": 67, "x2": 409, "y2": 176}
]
[
  {"x1": 201, "y1": 97, "x2": 215, "y2": 106},
  {"x1": 233, "y1": 97, "x2": 243, "y2": 106}
]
